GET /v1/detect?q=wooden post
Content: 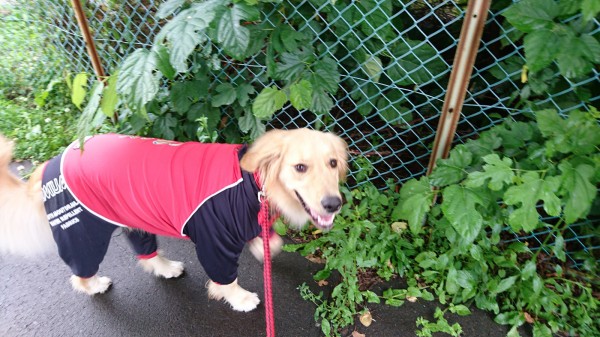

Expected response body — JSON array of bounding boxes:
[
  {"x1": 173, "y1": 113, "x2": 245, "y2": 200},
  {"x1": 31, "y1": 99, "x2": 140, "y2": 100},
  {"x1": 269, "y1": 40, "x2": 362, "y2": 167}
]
[{"x1": 426, "y1": 0, "x2": 491, "y2": 174}]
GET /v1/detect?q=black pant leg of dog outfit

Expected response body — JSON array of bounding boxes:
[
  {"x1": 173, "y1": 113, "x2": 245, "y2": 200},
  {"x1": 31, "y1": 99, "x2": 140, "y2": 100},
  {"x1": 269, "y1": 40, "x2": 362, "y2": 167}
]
[
  {"x1": 42, "y1": 154, "x2": 157, "y2": 278},
  {"x1": 182, "y1": 170, "x2": 261, "y2": 285}
]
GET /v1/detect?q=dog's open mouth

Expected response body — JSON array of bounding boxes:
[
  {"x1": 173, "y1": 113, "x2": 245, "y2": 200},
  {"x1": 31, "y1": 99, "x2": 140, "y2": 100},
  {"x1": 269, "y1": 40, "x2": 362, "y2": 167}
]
[{"x1": 295, "y1": 191, "x2": 336, "y2": 230}]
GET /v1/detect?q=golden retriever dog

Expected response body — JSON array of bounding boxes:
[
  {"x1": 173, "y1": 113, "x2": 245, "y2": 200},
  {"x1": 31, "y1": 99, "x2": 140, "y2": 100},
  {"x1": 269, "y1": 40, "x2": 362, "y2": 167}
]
[{"x1": 0, "y1": 129, "x2": 347, "y2": 312}]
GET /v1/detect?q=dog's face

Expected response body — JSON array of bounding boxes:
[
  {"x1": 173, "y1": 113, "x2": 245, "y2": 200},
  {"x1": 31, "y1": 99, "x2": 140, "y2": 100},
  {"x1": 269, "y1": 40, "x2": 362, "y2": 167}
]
[{"x1": 240, "y1": 129, "x2": 348, "y2": 230}]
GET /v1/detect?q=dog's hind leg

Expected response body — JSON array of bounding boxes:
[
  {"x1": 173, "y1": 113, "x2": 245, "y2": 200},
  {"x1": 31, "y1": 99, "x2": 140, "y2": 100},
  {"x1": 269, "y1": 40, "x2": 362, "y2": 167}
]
[
  {"x1": 207, "y1": 279, "x2": 260, "y2": 312},
  {"x1": 70, "y1": 275, "x2": 112, "y2": 295},
  {"x1": 126, "y1": 229, "x2": 184, "y2": 279}
]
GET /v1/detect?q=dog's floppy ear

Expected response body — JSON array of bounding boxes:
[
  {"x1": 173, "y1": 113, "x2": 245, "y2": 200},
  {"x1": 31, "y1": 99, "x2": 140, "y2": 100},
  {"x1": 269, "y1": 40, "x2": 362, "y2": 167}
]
[
  {"x1": 329, "y1": 133, "x2": 349, "y2": 181},
  {"x1": 240, "y1": 129, "x2": 287, "y2": 173}
]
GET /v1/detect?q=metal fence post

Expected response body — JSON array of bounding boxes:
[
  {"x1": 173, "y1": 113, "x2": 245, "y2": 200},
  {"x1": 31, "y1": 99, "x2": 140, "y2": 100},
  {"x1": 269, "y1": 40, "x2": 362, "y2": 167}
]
[
  {"x1": 71, "y1": 0, "x2": 106, "y2": 82},
  {"x1": 426, "y1": 0, "x2": 491, "y2": 174}
]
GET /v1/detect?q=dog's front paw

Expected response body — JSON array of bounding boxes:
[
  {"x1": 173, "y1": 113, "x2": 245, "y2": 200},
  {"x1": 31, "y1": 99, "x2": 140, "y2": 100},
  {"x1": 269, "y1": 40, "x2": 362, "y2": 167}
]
[
  {"x1": 229, "y1": 289, "x2": 261, "y2": 312},
  {"x1": 70, "y1": 275, "x2": 112, "y2": 295},
  {"x1": 139, "y1": 253, "x2": 184, "y2": 279},
  {"x1": 207, "y1": 279, "x2": 261, "y2": 312}
]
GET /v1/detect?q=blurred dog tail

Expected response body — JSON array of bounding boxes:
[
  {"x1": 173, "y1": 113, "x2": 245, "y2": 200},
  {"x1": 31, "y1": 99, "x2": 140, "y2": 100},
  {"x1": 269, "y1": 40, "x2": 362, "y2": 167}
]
[{"x1": 0, "y1": 135, "x2": 55, "y2": 257}]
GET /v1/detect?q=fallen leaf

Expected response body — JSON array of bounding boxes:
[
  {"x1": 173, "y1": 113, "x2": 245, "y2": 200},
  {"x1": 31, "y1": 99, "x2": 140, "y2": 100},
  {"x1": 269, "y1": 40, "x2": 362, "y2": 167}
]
[
  {"x1": 359, "y1": 311, "x2": 373, "y2": 327},
  {"x1": 407, "y1": 296, "x2": 418, "y2": 303},
  {"x1": 317, "y1": 280, "x2": 329, "y2": 287},
  {"x1": 524, "y1": 312, "x2": 535, "y2": 324},
  {"x1": 352, "y1": 331, "x2": 366, "y2": 337},
  {"x1": 391, "y1": 221, "x2": 407, "y2": 233}
]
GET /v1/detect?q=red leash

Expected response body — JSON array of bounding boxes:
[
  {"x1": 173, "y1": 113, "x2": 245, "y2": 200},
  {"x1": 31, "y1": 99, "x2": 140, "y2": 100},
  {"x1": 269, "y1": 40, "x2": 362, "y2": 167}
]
[{"x1": 256, "y1": 173, "x2": 277, "y2": 337}]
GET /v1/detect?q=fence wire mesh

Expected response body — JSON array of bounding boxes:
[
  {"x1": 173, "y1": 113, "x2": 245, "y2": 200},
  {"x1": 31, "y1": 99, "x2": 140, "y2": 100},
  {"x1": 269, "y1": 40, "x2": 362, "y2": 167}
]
[{"x1": 2, "y1": 0, "x2": 598, "y2": 265}]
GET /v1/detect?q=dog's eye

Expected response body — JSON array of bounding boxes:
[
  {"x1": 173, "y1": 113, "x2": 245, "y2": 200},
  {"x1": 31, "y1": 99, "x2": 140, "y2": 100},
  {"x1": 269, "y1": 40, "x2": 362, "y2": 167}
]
[
  {"x1": 295, "y1": 164, "x2": 307, "y2": 173},
  {"x1": 330, "y1": 159, "x2": 338, "y2": 168}
]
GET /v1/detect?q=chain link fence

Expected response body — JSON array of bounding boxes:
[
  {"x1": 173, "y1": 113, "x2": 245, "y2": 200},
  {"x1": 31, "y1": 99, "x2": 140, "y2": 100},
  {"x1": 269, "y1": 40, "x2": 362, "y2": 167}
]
[{"x1": 2, "y1": 0, "x2": 598, "y2": 266}]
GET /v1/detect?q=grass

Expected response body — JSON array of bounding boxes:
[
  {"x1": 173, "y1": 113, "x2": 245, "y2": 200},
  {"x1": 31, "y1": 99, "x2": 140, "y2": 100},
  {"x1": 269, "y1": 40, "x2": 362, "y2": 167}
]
[
  {"x1": 0, "y1": 3, "x2": 78, "y2": 162},
  {"x1": 0, "y1": 97, "x2": 77, "y2": 162}
]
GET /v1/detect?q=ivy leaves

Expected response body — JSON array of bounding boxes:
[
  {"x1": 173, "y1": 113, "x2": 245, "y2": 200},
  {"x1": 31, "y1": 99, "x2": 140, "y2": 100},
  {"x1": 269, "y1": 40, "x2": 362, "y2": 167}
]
[
  {"x1": 118, "y1": 49, "x2": 159, "y2": 111},
  {"x1": 216, "y1": 3, "x2": 260, "y2": 60},
  {"x1": 112, "y1": 0, "x2": 345, "y2": 139},
  {"x1": 253, "y1": 50, "x2": 340, "y2": 119},
  {"x1": 397, "y1": 109, "x2": 599, "y2": 240},
  {"x1": 388, "y1": 109, "x2": 600, "y2": 337},
  {"x1": 503, "y1": 0, "x2": 600, "y2": 78}
]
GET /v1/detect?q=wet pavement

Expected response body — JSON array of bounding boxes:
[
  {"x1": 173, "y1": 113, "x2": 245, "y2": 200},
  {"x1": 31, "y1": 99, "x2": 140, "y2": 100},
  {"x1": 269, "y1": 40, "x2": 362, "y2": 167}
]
[{"x1": 1, "y1": 162, "x2": 528, "y2": 337}]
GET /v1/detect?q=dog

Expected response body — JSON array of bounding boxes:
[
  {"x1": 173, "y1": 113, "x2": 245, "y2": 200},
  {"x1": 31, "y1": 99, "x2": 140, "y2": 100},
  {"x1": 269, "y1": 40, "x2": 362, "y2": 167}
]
[{"x1": 0, "y1": 128, "x2": 348, "y2": 312}]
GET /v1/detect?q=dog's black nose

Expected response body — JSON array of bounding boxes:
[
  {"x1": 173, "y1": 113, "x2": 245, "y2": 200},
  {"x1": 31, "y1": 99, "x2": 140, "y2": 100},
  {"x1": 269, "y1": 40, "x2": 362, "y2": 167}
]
[{"x1": 321, "y1": 196, "x2": 342, "y2": 213}]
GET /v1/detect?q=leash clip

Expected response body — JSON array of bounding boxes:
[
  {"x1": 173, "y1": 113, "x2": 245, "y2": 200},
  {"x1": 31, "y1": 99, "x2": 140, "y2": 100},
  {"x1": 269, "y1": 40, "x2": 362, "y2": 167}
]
[{"x1": 258, "y1": 191, "x2": 266, "y2": 203}]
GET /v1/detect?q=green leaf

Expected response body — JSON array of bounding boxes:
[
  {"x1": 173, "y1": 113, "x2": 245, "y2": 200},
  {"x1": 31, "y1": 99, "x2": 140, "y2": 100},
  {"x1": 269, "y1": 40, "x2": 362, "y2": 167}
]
[
  {"x1": 494, "y1": 311, "x2": 520, "y2": 326},
  {"x1": 492, "y1": 276, "x2": 518, "y2": 295},
  {"x1": 100, "y1": 73, "x2": 118, "y2": 118},
  {"x1": 155, "y1": 1, "x2": 220, "y2": 72},
  {"x1": 394, "y1": 177, "x2": 433, "y2": 235},
  {"x1": 523, "y1": 29, "x2": 560, "y2": 72},
  {"x1": 117, "y1": 49, "x2": 159, "y2": 111},
  {"x1": 520, "y1": 260, "x2": 537, "y2": 280},
  {"x1": 535, "y1": 109, "x2": 563, "y2": 137},
  {"x1": 365, "y1": 290, "x2": 381, "y2": 304},
  {"x1": 289, "y1": 80, "x2": 313, "y2": 110},
  {"x1": 156, "y1": 0, "x2": 186, "y2": 19},
  {"x1": 506, "y1": 325, "x2": 522, "y2": 337},
  {"x1": 502, "y1": 0, "x2": 559, "y2": 33},
  {"x1": 556, "y1": 33, "x2": 596, "y2": 78},
  {"x1": 252, "y1": 86, "x2": 287, "y2": 119},
  {"x1": 357, "y1": 0, "x2": 393, "y2": 40},
  {"x1": 187, "y1": 101, "x2": 219, "y2": 128},
  {"x1": 465, "y1": 154, "x2": 514, "y2": 191},
  {"x1": 152, "y1": 113, "x2": 178, "y2": 139},
  {"x1": 449, "y1": 304, "x2": 471, "y2": 316},
  {"x1": 441, "y1": 185, "x2": 484, "y2": 246},
  {"x1": 504, "y1": 172, "x2": 561, "y2": 232},
  {"x1": 446, "y1": 268, "x2": 476, "y2": 294},
  {"x1": 553, "y1": 234, "x2": 566, "y2": 261},
  {"x1": 72, "y1": 72, "x2": 88, "y2": 109},
  {"x1": 171, "y1": 79, "x2": 208, "y2": 113},
  {"x1": 153, "y1": 44, "x2": 176, "y2": 80},
  {"x1": 308, "y1": 57, "x2": 340, "y2": 93},
  {"x1": 321, "y1": 318, "x2": 331, "y2": 336},
  {"x1": 429, "y1": 146, "x2": 472, "y2": 186},
  {"x1": 235, "y1": 83, "x2": 255, "y2": 107},
  {"x1": 310, "y1": 89, "x2": 334, "y2": 115},
  {"x1": 217, "y1": 2, "x2": 259, "y2": 60},
  {"x1": 239, "y1": 110, "x2": 266, "y2": 139},
  {"x1": 77, "y1": 81, "x2": 105, "y2": 140},
  {"x1": 362, "y1": 55, "x2": 383, "y2": 82},
  {"x1": 275, "y1": 48, "x2": 314, "y2": 82},
  {"x1": 582, "y1": 0, "x2": 600, "y2": 22},
  {"x1": 537, "y1": 109, "x2": 600, "y2": 156},
  {"x1": 314, "y1": 269, "x2": 331, "y2": 281},
  {"x1": 388, "y1": 39, "x2": 446, "y2": 85},
  {"x1": 212, "y1": 83, "x2": 237, "y2": 107},
  {"x1": 559, "y1": 162, "x2": 597, "y2": 223},
  {"x1": 532, "y1": 322, "x2": 552, "y2": 337}
]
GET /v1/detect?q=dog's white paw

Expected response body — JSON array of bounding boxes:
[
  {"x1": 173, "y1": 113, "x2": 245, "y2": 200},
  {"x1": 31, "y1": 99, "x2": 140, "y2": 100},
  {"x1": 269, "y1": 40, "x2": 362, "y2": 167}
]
[
  {"x1": 139, "y1": 254, "x2": 184, "y2": 279},
  {"x1": 207, "y1": 279, "x2": 261, "y2": 312},
  {"x1": 70, "y1": 275, "x2": 112, "y2": 295},
  {"x1": 227, "y1": 288, "x2": 260, "y2": 312}
]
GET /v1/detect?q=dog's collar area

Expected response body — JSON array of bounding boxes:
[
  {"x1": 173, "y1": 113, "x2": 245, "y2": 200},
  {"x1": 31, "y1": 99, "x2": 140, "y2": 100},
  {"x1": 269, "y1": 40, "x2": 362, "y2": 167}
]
[{"x1": 253, "y1": 171, "x2": 279, "y2": 228}]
